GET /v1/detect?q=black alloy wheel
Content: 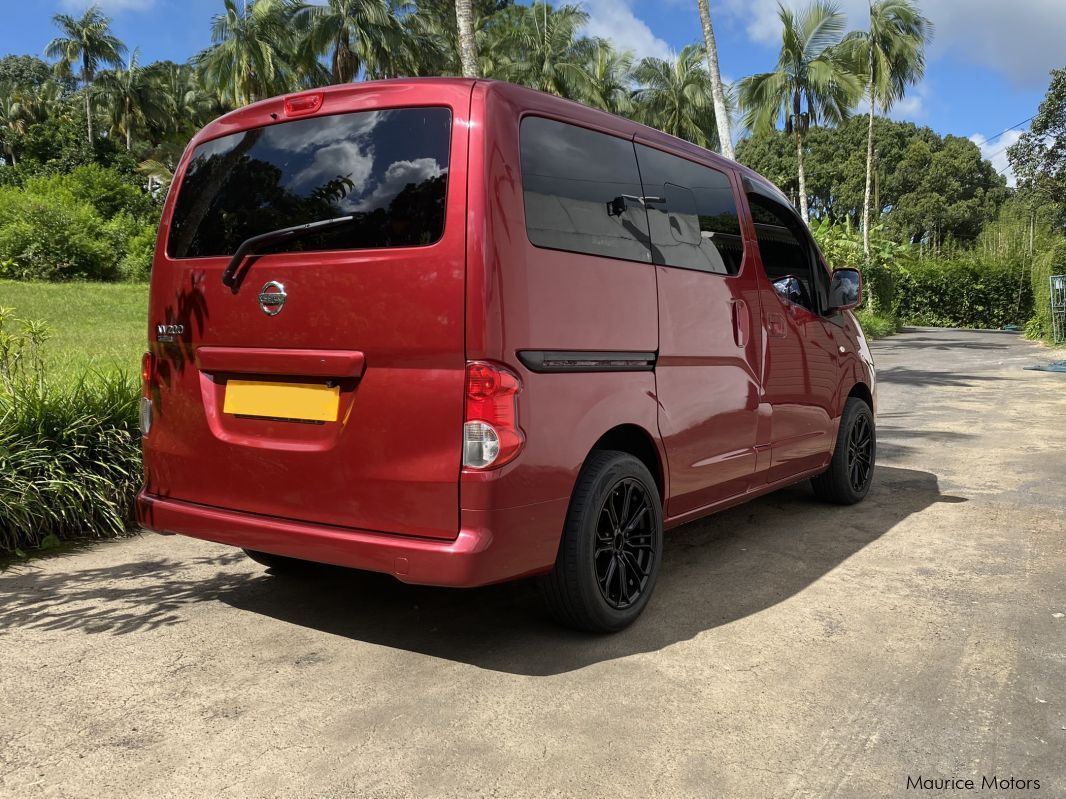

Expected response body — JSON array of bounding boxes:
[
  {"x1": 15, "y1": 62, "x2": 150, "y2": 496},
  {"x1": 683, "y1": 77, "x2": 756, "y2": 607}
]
[
  {"x1": 811, "y1": 396, "x2": 876, "y2": 505},
  {"x1": 846, "y1": 412, "x2": 874, "y2": 493},
  {"x1": 541, "y1": 450, "x2": 664, "y2": 632},
  {"x1": 595, "y1": 478, "x2": 656, "y2": 609}
]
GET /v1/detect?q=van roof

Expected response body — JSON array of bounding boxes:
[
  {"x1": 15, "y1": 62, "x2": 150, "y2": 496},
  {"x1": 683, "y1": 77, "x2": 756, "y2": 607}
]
[{"x1": 189, "y1": 77, "x2": 776, "y2": 195}]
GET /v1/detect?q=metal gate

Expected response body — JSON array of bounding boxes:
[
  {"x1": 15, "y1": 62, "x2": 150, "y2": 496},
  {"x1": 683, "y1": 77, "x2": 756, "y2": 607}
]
[{"x1": 1053, "y1": 274, "x2": 1066, "y2": 343}]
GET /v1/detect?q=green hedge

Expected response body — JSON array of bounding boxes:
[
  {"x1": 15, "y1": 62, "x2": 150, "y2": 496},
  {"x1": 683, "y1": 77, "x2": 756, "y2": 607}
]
[
  {"x1": 892, "y1": 256, "x2": 1033, "y2": 329},
  {"x1": 1026, "y1": 240, "x2": 1066, "y2": 342}
]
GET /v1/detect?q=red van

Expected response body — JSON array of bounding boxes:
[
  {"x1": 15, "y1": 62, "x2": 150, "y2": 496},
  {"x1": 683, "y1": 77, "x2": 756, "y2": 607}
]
[{"x1": 137, "y1": 78, "x2": 876, "y2": 632}]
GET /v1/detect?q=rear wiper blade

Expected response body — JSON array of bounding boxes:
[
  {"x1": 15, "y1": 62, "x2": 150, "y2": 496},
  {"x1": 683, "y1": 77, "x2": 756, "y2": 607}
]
[{"x1": 220, "y1": 214, "x2": 355, "y2": 292}]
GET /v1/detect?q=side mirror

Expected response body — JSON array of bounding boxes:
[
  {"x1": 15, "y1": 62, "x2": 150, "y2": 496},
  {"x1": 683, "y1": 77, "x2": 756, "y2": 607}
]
[
  {"x1": 828, "y1": 267, "x2": 862, "y2": 312},
  {"x1": 772, "y1": 275, "x2": 805, "y2": 306}
]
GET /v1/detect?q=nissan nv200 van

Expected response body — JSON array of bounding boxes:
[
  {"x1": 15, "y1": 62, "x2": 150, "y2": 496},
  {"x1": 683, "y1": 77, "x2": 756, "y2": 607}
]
[{"x1": 137, "y1": 78, "x2": 876, "y2": 632}]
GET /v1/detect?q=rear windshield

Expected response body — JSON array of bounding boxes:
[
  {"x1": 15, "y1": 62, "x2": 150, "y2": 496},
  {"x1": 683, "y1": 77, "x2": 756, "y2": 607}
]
[{"x1": 167, "y1": 106, "x2": 451, "y2": 258}]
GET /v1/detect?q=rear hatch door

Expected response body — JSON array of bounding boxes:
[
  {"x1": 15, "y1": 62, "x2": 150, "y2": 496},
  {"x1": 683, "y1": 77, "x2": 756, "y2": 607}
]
[{"x1": 143, "y1": 84, "x2": 471, "y2": 539}]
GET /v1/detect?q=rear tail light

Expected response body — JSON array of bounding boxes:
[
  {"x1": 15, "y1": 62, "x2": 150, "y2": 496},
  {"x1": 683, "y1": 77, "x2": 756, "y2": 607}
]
[
  {"x1": 140, "y1": 352, "x2": 155, "y2": 436},
  {"x1": 140, "y1": 352, "x2": 155, "y2": 396},
  {"x1": 463, "y1": 361, "x2": 523, "y2": 469}
]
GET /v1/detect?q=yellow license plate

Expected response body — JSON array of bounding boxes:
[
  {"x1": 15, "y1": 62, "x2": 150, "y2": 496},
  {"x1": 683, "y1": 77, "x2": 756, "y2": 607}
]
[{"x1": 223, "y1": 380, "x2": 340, "y2": 422}]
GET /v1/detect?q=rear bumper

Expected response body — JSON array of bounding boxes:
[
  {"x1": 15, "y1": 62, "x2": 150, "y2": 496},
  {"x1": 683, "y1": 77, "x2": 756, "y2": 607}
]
[{"x1": 136, "y1": 491, "x2": 566, "y2": 588}]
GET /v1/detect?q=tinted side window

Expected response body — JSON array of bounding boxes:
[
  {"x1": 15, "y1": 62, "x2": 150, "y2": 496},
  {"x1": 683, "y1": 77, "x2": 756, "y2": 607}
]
[
  {"x1": 635, "y1": 144, "x2": 744, "y2": 275},
  {"x1": 747, "y1": 191, "x2": 820, "y2": 313},
  {"x1": 520, "y1": 116, "x2": 651, "y2": 263}
]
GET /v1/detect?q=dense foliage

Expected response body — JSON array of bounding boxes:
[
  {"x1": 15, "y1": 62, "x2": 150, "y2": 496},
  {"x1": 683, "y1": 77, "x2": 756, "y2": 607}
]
[
  {"x1": 0, "y1": 165, "x2": 158, "y2": 280},
  {"x1": 1009, "y1": 67, "x2": 1066, "y2": 229},
  {"x1": 738, "y1": 117, "x2": 1009, "y2": 245},
  {"x1": 0, "y1": 307, "x2": 141, "y2": 557}
]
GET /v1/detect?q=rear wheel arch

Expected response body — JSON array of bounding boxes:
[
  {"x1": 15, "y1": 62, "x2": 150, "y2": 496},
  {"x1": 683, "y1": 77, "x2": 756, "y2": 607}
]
[
  {"x1": 847, "y1": 381, "x2": 874, "y2": 414},
  {"x1": 586, "y1": 424, "x2": 666, "y2": 506}
]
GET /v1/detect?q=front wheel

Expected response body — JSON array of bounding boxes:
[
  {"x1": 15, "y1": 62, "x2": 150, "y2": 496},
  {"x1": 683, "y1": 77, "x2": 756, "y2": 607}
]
[
  {"x1": 541, "y1": 451, "x2": 664, "y2": 633},
  {"x1": 811, "y1": 396, "x2": 876, "y2": 504}
]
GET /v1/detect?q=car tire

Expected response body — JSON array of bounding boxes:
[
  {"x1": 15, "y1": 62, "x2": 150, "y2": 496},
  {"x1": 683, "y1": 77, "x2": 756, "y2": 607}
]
[
  {"x1": 541, "y1": 450, "x2": 664, "y2": 633},
  {"x1": 811, "y1": 396, "x2": 876, "y2": 505},
  {"x1": 243, "y1": 548, "x2": 308, "y2": 572}
]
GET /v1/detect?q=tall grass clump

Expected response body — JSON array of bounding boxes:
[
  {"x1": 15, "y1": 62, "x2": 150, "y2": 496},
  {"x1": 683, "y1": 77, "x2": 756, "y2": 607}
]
[{"x1": 1, "y1": 306, "x2": 141, "y2": 556}]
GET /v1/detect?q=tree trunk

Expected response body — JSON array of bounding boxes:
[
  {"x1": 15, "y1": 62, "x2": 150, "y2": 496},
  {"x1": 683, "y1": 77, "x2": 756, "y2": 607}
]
[
  {"x1": 795, "y1": 129, "x2": 809, "y2": 224},
  {"x1": 697, "y1": 0, "x2": 733, "y2": 160},
  {"x1": 862, "y1": 84, "x2": 875, "y2": 260},
  {"x1": 333, "y1": 28, "x2": 356, "y2": 84},
  {"x1": 455, "y1": 0, "x2": 478, "y2": 79},
  {"x1": 85, "y1": 89, "x2": 93, "y2": 143}
]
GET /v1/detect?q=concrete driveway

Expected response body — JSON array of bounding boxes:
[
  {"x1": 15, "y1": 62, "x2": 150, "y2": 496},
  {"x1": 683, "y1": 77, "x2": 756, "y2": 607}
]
[{"x1": 2, "y1": 328, "x2": 1064, "y2": 798}]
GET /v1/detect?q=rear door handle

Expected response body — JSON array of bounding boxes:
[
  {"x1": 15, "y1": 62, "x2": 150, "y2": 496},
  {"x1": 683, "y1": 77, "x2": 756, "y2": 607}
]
[{"x1": 196, "y1": 347, "x2": 366, "y2": 378}]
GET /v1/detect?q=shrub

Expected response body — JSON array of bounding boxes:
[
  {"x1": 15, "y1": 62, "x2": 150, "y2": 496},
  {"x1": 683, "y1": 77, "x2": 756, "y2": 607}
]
[
  {"x1": 27, "y1": 164, "x2": 158, "y2": 220},
  {"x1": 854, "y1": 310, "x2": 899, "y2": 339},
  {"x1": 0, "y1": 169, "x2": 159, "y2": 281},
  {"x1": 0, "y1": 186, "x2": 118, "y2": 280},
  {"x1": 0, "y1": 307, "x2": 140, "y2": 556},
  {"x1": 119, "y1": 224, "x2": 157, "y2": 281}
]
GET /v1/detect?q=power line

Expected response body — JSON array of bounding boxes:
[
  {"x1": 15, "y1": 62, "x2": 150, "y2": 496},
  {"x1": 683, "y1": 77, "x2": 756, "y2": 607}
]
[{"x1": 970, "y1": 113, "x2": 1036, "y2": 149}]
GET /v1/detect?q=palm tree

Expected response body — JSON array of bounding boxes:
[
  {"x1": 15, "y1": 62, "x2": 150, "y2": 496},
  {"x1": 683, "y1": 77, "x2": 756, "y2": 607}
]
[
  {"x1": 45, "y1": 4, "x2": 126, "y2": 142},
  {"x1": 299, "y1": 0, "x2": 404, "y2": 83},
  {"x1": 455, "y1": 0, "x2": 478, "y2": 78},
  {"x1": 195, "y1": 0, "x2": 302, "y2": 108},
  {"x1": 633, "y1": 45, "x2": 727, "y2": 149},
  {"x1": 588, "y1": 41, "x2": 634, "y2": 116},
  {"x1": 498, "y1": 3, "x2": 595, "y2": 101},
  {"x1": 696, "y1": 0, "x2": 734, "y2": 159},
  {"x1": 738, "y1": 1, "x2": 861, "y2": 222},
  {"x1": 148, "y1": 61, "x2": 222, "y2": 132},
  {"x1": 96, "y1": 50, "x2": 172, "y2": 151},
  {"x1": 846, "y1": 0, "x2": 931, "y2": 258},
  {"x1": 0, "y1": 87, "x2": 28, "y2": 166}
]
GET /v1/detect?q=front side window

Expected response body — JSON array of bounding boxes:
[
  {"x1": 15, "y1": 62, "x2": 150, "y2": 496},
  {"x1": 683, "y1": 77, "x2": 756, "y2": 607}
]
[
  {"x1": 520, "y1": 116, "x2": 651, "y2": 263},
  {"x1": 168, "y1": 107, "x2": 451, "y2": 258},
  {"x1": 746, "y1": 189, "x2": 822, "y2": 314},
  {"x1": 635, "y1": 144, "x2": 744, "y2": 275}
]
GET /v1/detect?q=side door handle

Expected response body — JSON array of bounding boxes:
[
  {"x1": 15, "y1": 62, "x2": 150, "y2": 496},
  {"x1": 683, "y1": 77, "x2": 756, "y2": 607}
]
[
  {"x1": 731, "y1": 299, "x2": 750, "y2": 347},
  {"x1": 767, "y1": 311, "x2": 786, "y2": 338}
]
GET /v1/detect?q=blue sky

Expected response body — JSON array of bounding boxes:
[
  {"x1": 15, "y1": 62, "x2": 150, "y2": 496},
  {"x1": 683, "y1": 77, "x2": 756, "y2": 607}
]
[{"x1": 4, "y1": 0, "x2": 1064, "y2": 182}]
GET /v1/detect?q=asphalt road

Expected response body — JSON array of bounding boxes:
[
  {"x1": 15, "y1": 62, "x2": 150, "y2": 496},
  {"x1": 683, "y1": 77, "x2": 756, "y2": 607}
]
[{"x1": 2, "y1": 328, "x2": 1064, "y2": 799}]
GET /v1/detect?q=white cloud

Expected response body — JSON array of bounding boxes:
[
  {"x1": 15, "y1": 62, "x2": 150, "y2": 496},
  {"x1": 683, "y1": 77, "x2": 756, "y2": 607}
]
[
  {"x1": 720, "y1": 0, "x2": 1066, "y2": 87},
  {"x1": 352, "y1": 157, "x2": 444, "y2": 211},
  {"x1": 579, "y1": 0, "x2": 674, "y2": 62},
  {"x1": 292, "y1": 140, "x2": 374, "y2": 198},
  {"x1": 60, "y1": 0, "x2": 156, "y2": 11},
  {"x1": 969, "y1": 129, "x2": 1022, "y2": 187}
]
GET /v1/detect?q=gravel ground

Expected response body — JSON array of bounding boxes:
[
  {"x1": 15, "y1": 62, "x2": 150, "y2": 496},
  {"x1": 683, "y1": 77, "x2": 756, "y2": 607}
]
[{"x1": 1, "y1": 327, "x2": 1064, "y2": 799}]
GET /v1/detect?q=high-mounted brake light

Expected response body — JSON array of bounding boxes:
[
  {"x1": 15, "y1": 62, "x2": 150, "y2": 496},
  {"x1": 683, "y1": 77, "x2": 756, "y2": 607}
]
[
  {"x1": 284, "y1": 92, "x2": 323, "y2": 117},
  {"x1": 463, "y1": 362, "x2": 524, "y2": 469}
]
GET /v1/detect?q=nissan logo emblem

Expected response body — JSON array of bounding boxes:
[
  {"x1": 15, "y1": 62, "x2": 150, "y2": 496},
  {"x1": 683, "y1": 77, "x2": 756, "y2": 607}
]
[{"x1": 258, "y1": 281, "x2": 287, "y2": 316}]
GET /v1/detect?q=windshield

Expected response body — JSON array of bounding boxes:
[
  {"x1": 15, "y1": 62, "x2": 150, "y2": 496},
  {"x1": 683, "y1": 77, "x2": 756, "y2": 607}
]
[{"x1": 167, "y1": 106, "x2": 451, "y2": 258}]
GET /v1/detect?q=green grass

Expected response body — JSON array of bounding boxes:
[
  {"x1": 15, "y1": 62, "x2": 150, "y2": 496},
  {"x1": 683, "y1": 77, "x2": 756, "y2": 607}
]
[{"x1": 0, "y1": 280, "x2": 147, "y2": 379}]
